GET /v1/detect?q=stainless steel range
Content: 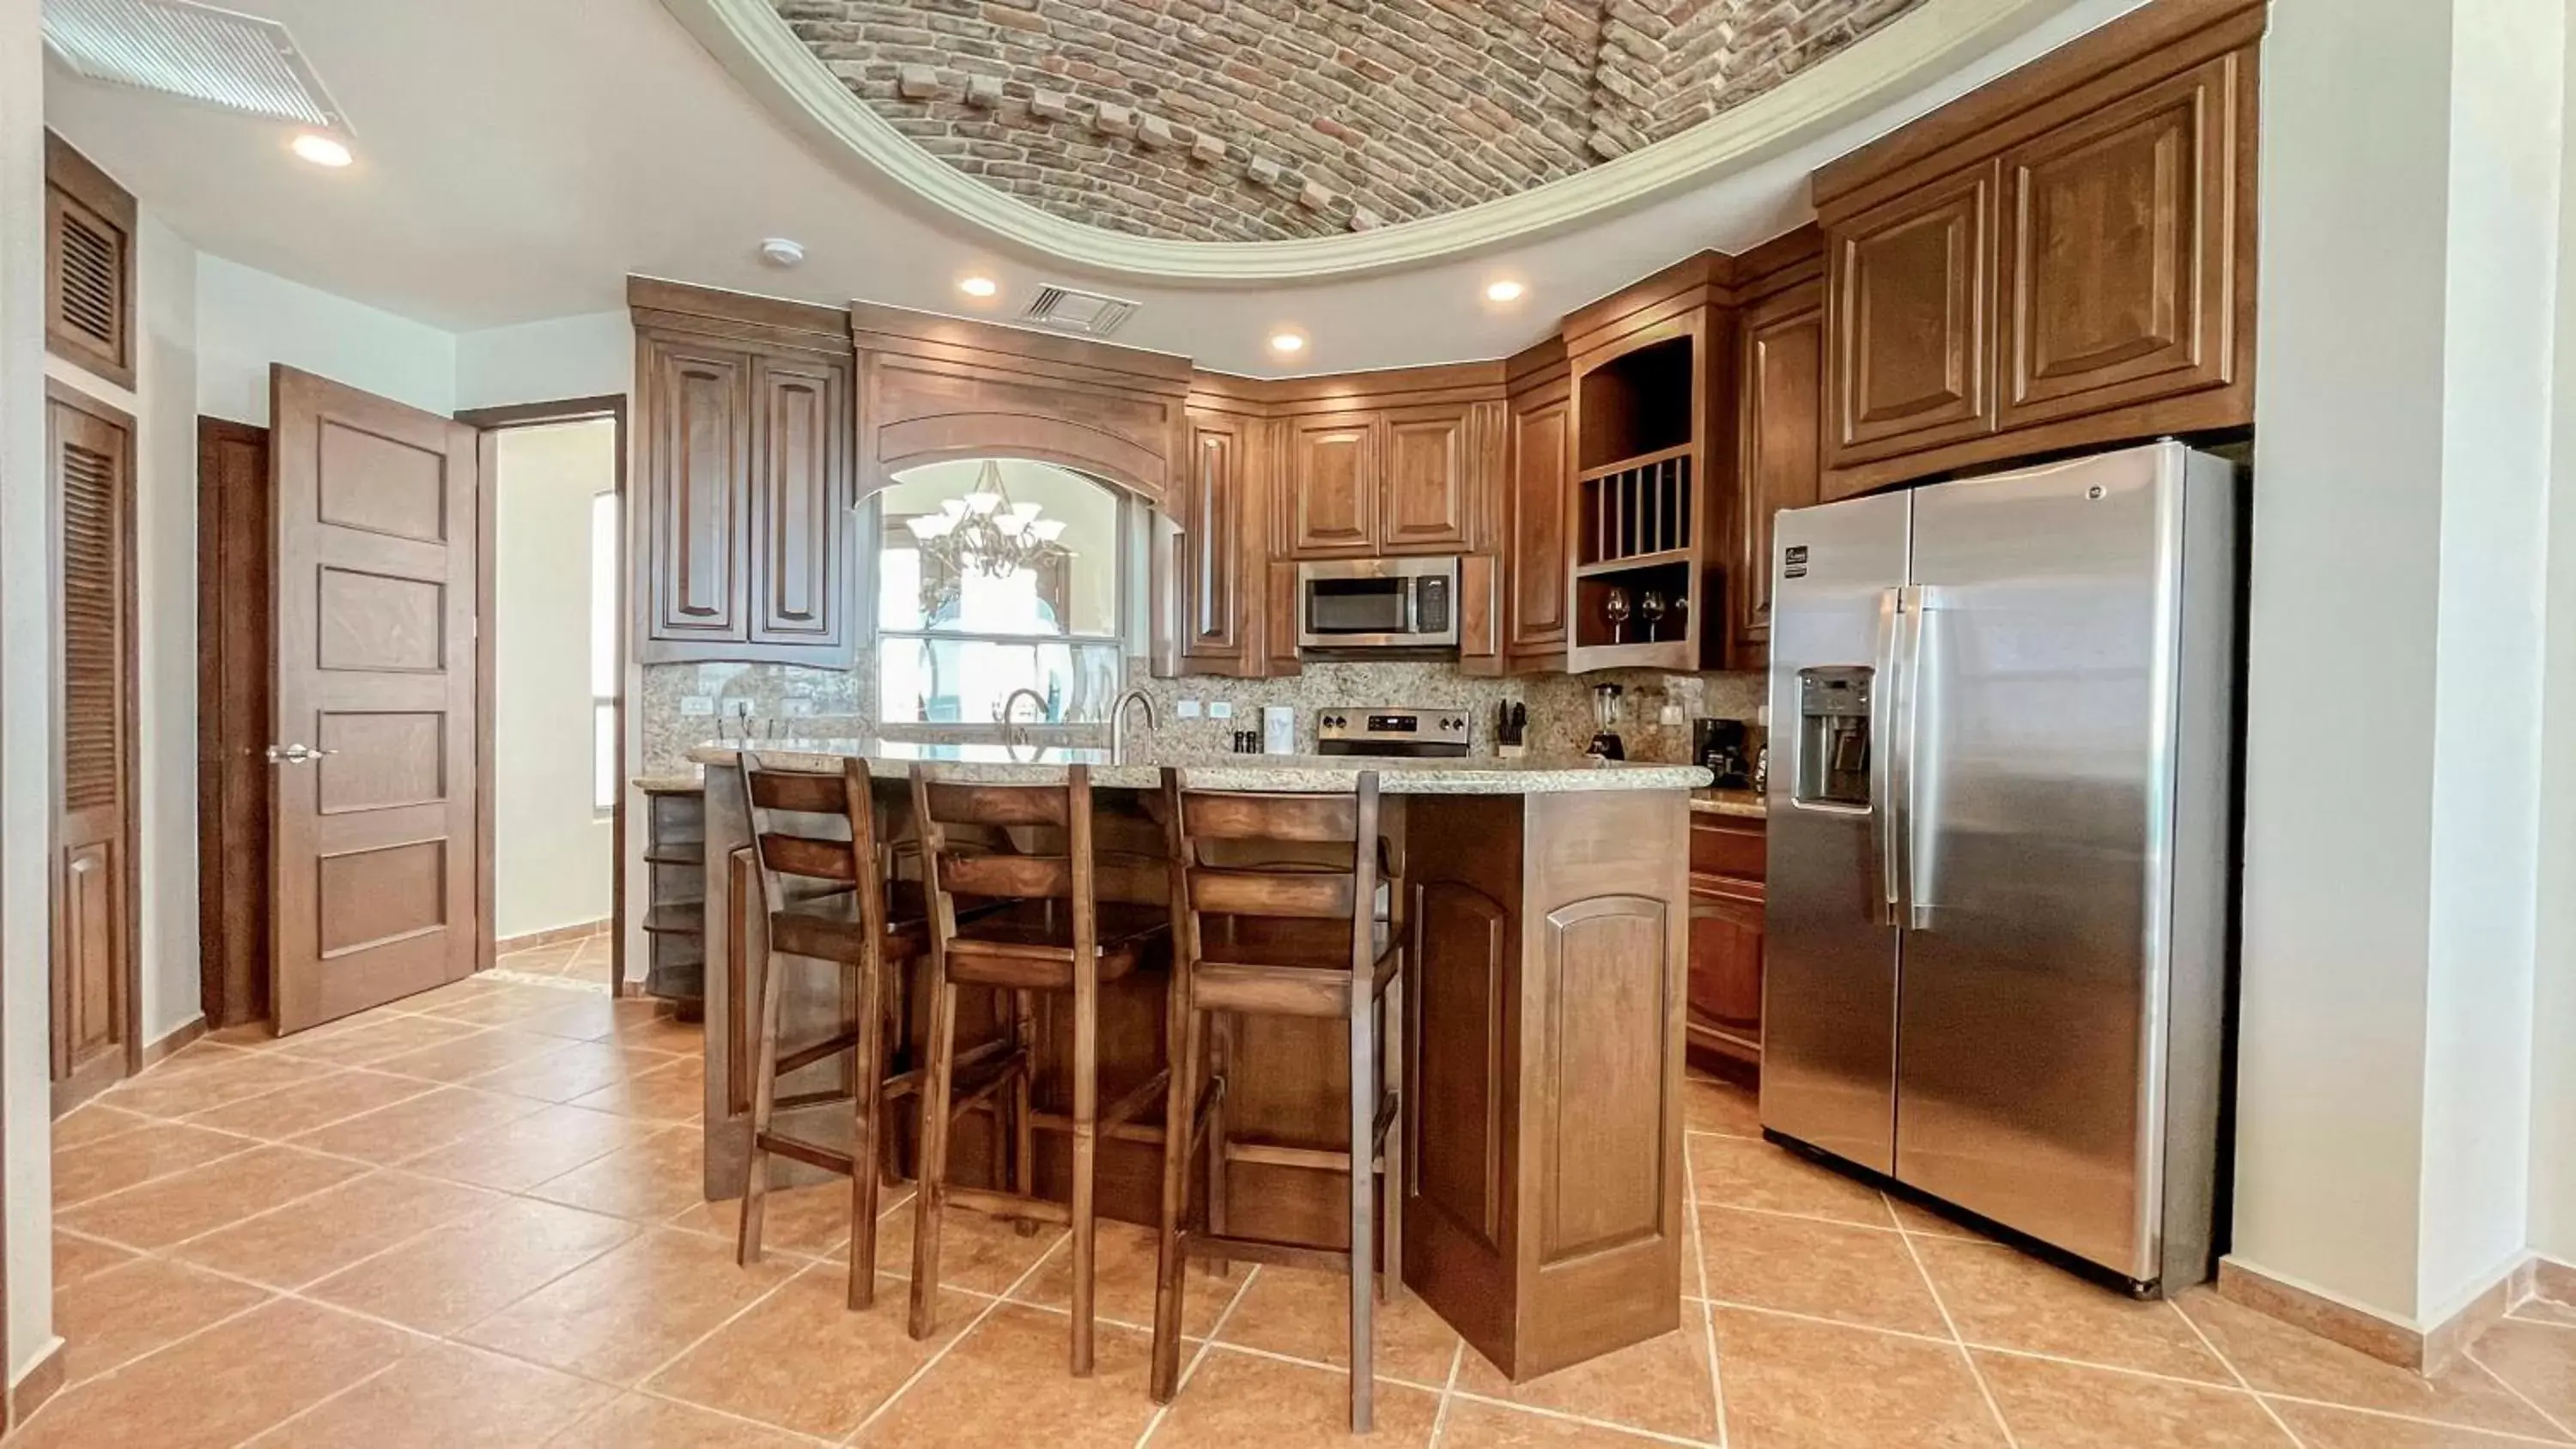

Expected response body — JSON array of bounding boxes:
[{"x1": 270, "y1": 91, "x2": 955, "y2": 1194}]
[{"x1": 1314, "y1": 706, "x2": 1471, "y2": 759}]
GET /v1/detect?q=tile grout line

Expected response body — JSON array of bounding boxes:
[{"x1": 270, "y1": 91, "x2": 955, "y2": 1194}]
[
  {"x1": 1893, "y1": 1207, "x2": 2023, "y2": 1449},
  {"x1": 1185, "y1": 1338, "x2": 1449, "y2": 1395},
  {"x1": 2166, "y1": 1297, "x2": 2307, "y2": 1447},
  {"x1": 841, "y1": 1227, "x2": 1078, "y2": 1444},
  {"x1": 2468, "y1": 1349, "x2": 2576, "y2": 1445},
  {"x1": 1436, "y1": 1386, "x2": 1723, "y2": 1448},
  {"x1": 1132, "y1": 1262, "x2": 1263, "y2": 1448},
  {"x1": 1425, "y1": 1338, "x2": 1467, "y2": 1447},
  {"x1": 1686, "y1": 1129, "x2": 1728, "y2": 1449}
]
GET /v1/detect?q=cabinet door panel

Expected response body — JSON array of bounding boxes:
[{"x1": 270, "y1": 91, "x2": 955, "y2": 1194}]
[
  {"x1": 1505, "y1": 391, "x2": 1570, "y2": 664},
  {"x1": 2000, "y1": 55, "x2": 2238, "y2": 429},
  {"x1": 1180, "y1": 414, "x2": 1250, "y2": 671},
  {"x1": 1687, "y1": 885, "x2": 1764, "y2": 1052},
  {"x1": 747, "y1": 354, "x2": 849, "y2": 651},
  {"x1": 1289, "y1": 415, "x2": 1377, "y2": 556},
  {"x1": 1738, "y1": 296, "x2": 1824, "y2": 649},
  {"x1": 1381, "y1": 405, "x2": 1471, "y2": 552},
  {"x1": 1828, "y1": 162, "x2": 1997, "y2": 465},
  {"x1": 1265, "y1": 560, "x2": 1302, "y2": 677},
  {"x1": 643, "y1": 340, "x2": 751, "y2": 647}
]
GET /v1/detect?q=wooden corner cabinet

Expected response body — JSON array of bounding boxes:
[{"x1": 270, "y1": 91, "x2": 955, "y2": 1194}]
[
  {"x1": 1814, "y1": 0, "x2": 2261, "y2": 498},
  {"x1": 630, "y1": 279, "x2": 857, "y2": 666}
]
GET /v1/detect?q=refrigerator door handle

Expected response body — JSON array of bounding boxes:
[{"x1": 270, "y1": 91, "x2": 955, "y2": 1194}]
[
  {"x1": 1871, "y1": 586, "x2": 1904, "y2": 927},
  {"x1": 1904, "y1": 585, "x2": 1941, "y2": 931}
]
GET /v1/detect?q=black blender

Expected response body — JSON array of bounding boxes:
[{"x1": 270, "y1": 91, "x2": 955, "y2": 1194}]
[{"x1": 1586, "y1": 682, "x2": 1625, "y2": 761}]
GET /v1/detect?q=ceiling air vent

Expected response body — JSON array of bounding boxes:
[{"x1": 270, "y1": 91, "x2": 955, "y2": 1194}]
[
  {"x1": 41, "y1": 0, "x2": 349, "y2": 131},
  {"x1": 1020, "y1": 285, "x2": 1139, "y2": 338}
]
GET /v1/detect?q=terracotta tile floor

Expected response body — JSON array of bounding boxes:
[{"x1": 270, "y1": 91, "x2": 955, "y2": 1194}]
[{"x1": 26, "y1": 943, "x2": 2576, "y2": 1446}]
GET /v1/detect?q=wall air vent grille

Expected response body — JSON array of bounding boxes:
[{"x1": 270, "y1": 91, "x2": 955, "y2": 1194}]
[
  {"x1": 1020, "y1": 285, "x2": 1138, "y2": 338},
  {"x1": 41, "y1": 0, "x2": 348, "y2": 130}
]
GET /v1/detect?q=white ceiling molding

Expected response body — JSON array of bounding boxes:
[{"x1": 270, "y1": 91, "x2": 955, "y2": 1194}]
[{"x1": 659, "y1": 0, "x2": 2075, "y2": 284}]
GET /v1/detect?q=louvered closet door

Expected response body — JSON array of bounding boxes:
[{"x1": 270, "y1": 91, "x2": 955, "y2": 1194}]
[{"x1": 47, "y1": 392, "x2": 133, "y2": 1107}]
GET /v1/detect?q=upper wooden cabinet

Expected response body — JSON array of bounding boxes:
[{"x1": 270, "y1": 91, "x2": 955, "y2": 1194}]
[
  {"x1": 1503, "y1": 347, "x2": 1571, "y2": 674},
  {"x1": 1288, "y1": 414, "x2": 1379, "y2": 557},
  {"x1": 1999, "y1": 53, "x2": 2241, "y2": 431},
  {"x1": 1737, "y1": 286, "x2": 1825, "y2": 655},
  {"x1": 1814, "y1": 0, "x2": 2261, "y2": 495},
  {"x1": 632, "y1": 281, "x2": 856, "y2": 666},
  {"x1": 44, "y1": 132, "x2": 136, "y2": 391},
  {"x1": 1176, "y1": 407, "x2": 1261, "y2": 676},
  {"x1": 1380, "y1": 404, "x2": 1474, "y2": 553},
  {"x1": 1828, "y1": 161, "x2": 1996, "y2": 466}
]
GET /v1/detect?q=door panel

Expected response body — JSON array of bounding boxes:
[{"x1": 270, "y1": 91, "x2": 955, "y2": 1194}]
[
  {"x1": 1289, "y1": 415, "x2": 1377, "y2": 556},
  {"x1": 1381, "y1": 405, "x2": 1470, "y2": 552},
  {"x1": 1828, "y1": 162, "x2": 1997, "y2": 464},
  {"x1": 748, "y1": 354, "x2": 848, "y2": 648},
  {"x1": 271, "y1": 366, "x2": 481, "y2": 1034},
  {"x1": 1759, "y1": 489, "x2": 1910, "y2": 1172},
  {"x1": 642, "y1": 338, "x2": 751, "y2": 646},
  {"x1": 1505, "y1": 391, "x2": 1570, "y2": 664},
  {"x1": 1686, "y1": 887, "x2": 1764, "y2": 1052},
  {"x1": 1893, "y1": 446, "x2": 2175, "y2": 1279},
  {"x1": 49, "y1": 390, "x2": 133, "y2": 1108},
  {"x1": 2000, "y1": 56, "x2": 2239, "y2": 430},
  {"x1": 1179, "y1": 413, "x2": 1249, "y2": 670}
]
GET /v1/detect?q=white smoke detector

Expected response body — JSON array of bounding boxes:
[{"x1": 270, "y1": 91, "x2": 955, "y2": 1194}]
[{"x1": 759, "y1": 238, "x2": 806, "y2": 269}]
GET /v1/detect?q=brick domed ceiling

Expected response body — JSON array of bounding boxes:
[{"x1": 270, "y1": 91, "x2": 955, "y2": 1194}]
[{"x1": 774, "y1": 0, "x2": 1925, "y2": 244}]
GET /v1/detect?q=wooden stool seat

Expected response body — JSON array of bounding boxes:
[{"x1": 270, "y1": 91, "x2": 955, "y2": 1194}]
[
  {"x1": 766, "y1": 883, "x2": 932, "y2": 964},
  {"x1": 944, "y1": 898, "x2": 1168, "y2": 987}
]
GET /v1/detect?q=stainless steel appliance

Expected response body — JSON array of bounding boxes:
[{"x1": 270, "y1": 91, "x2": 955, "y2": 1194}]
[
  {"x1": 1763, "y1": 441, "x2": 2238, "y2": 1294},
  {"x1": 1296, "y1": 557, "x2": 1459, "y2": 653},
  {"x1": 1315, "y1": 707, "x2": 1471, "y2": 759}
]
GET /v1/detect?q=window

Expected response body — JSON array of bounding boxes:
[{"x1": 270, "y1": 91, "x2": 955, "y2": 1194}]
[
  {"x1": 875, "y1": 458, "x2": 1127, "y2": 737},
  {"x1": 590, "y1": 488, "x2": 619, "y2": 813}
]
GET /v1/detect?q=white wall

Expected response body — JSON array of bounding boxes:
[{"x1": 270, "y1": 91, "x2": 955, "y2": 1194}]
[
  {"x1": 454, "y1": 310, "x2": 630, "y2": 412},
  {"x1": 3, "y1": 0, "x2": 58, "y2": 1389},
  {"x1": 494, "y1": 421, "x2": 616, "y2": 941},
  {"x1": 2238, "y1": 0, "x2": 2561, "y2": 1327},
  {"x1": 2535, "y1": 4, "x2": 2576, "y2": 1271},
  {"x1": 195, "y1": 252, "x2": 457, "y2": 425}
]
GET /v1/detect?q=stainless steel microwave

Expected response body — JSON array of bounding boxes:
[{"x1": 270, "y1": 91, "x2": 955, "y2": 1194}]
[{"x1": 1295, "y1": 556, "x2": 1460, "y2": 652}]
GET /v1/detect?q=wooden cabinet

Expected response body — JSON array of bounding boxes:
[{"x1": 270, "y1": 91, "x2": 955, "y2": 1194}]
[
  {"x1": 1176, "y1": 410, "x2": 1259, "y2": 675},
  {"x1": 1686, "y1": 813, "x2": 1765, "y2": 1073},
  {"x1": 1827, "y1": 161, "x2": 1996, "y2": 468},
  {"x1": 633, "y1": 282, "x2": 856, "y2": 666},
  {"x1": 1814, "y1": 0, "x2": 2260, "y2": 495},
  {"x1": 1999, "y1": 53, "x2": 2241, "y2": 432},
  {"x1": 1287, "y1": 415, "x2": 1378, "y2": 556},
  {"x1": 1736, "y1": 289, "x2": 1824, "y2": 654},
  {"x1": 1502, "y1": 349, "x2": 1571, "y2": 673},
  {"x1": 1380, "y1": 404, "x2": 1473, "y2": 552}
]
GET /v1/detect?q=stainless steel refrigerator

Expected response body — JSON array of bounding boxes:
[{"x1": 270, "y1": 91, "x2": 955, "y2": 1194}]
[{"x1": 1762, "y1": 440, "x2": 2237, "y2": 1294}]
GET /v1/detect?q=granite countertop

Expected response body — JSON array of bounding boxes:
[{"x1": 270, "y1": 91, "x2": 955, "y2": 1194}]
[
  {"x1": 1691, "y1": 788, "x2": 1767, "y2": 820},
  {"x1": 632, "y1": 773, "x2": 704, "y2": 793},
  {"x1": 686, "y1": 737, "x2": 1710, "y2": 795}
]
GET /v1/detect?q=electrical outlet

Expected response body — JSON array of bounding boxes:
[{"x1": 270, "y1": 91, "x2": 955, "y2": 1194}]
[
  {"x1": 680, "y1": 697, "x2": 715, "y2": 717},
  {"x1": 1176, "y1": 699, "x2": 1202, "y2": 719},
  {"x1": 1208, "y1": 700, "x2": 1234, "y2": 719}
]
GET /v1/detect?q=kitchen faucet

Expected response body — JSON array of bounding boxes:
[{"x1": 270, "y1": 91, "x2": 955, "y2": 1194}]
[
  {"x1": 1109, "y1": 688, "x2": 1156, "y2": 763},
  {"x1": 998, "y1": 687, "x2": 1047, "y2": 748}
]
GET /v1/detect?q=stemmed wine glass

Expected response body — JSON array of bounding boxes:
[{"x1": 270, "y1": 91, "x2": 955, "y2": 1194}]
[
  {"x1": 1604, "y1": 588, "x2": 1631, "y2": 646},
  {"x1": 1637, "y1": 590, "x2": 1667, "y2": 643}
]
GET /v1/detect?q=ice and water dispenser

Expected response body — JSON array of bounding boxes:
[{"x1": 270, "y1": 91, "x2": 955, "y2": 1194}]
[{"x1": 1793, "y1": 667, "x2": 1874, "y2": 809}]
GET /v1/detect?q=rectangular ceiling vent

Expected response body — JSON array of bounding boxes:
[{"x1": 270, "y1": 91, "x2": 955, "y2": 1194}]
[
  {"x1": 41, "y1": 0, "x2": 349, "y2": 131},
  {"x1": 1021, "y1": 285, "x2": 1139, "y2": 338}
]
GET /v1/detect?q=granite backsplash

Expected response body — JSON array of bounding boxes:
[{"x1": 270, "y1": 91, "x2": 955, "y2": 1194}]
[{"x1": 638, "y1": 652, "x2": 1765, "y2": 778}]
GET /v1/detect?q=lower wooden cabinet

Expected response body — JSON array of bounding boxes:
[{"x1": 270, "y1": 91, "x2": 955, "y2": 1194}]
[{"x1": 1686, "y1": 813, "x2": 1765, "y2": 1073}]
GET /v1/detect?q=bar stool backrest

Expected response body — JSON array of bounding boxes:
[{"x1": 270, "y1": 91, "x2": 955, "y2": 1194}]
[
  {"x1": 738, "y1": 754, "x2": 884, "y2": 943},
  {"x1": 1158, "y1": 770, "x2": 1382, "y2": 980}
]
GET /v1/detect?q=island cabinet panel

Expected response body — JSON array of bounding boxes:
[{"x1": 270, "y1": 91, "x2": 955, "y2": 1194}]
[
  {"x1": 1736, "y1": 290, "x2": 1824, "y2": 655},
  {"x1": 1999, "y1": 52, "x2": 2241, "y2": 432},
  {"x1": 1413, "y1": 878, "x2": 1510, "y2": 1251},
  {"x1": 1537, "y1": 896, "x2": 1671, "y2": 1264},
  {"x1": 641, "y1": 338, "x2": 752, "y2": 647},
  {"x1": 1287, "y1": 414, "x2": 1379, "y2": 556},
  {"x1": 1380, "y1": 403, "x2": 1474, "y2": 552},
  {"x1": 1503, "y1": 369, "x2": 1571, "y2": 673},
  {"x1": 1827, "y1": 161, "x2": 1998, "y2": 470}
]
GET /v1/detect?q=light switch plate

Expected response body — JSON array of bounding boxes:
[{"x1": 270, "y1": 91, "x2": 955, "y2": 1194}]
[
  {"x1": 1208, "y1": 701, "x2": 1234, "y2": 719},
  {"x1": 1176, "y1": 699, "x2": 1202, "y2": 719},
  {"x1": 680, "y1": 697, "x2": 716, "y2": 717}
]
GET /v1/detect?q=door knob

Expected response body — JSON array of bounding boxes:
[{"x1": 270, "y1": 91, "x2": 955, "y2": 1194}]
[{"x1": 263, "y1": 743, "x2": 338, "y2": 765}]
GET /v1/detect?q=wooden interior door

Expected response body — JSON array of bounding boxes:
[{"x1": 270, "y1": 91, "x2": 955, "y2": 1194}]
[
  {"x1": 47, "y1": 385, "x2": 137, "y2": 1111},
  {"x1": 270, "y1": 366, "x2": 482, "y2": 1034},
  {"x1": 198, "y1": 418, "x2": 273, "y2": 1029}
]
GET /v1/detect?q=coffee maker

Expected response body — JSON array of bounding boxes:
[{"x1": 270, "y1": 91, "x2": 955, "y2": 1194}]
[{"x1": 1691, "y1": 718, "x2": 1754, "y2": 790}]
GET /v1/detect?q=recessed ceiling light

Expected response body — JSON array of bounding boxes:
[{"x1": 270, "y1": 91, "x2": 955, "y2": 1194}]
[
  {"x1": 290, "y1": 131, "x2": 351, "y2": 168},
  {"x1": 1269, "y1": 330, "x2": 1308, "y2": 355},
  {"x1": 1485, "y1": 279, "x2": 1527, "y2": 303},
  {"x1": 958, "y1": 276, "x2": 999, "y2": 299}
]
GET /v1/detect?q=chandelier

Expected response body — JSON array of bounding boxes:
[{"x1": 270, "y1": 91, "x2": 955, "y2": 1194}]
[{"x1": 902, "y1": 460, "x2": 1072, "y2": 619}]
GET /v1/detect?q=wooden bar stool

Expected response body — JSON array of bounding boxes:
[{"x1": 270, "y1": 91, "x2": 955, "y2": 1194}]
[
  {"x1": 1150, "y1": 768, "x2": 1404, "y2": 1433},
  {"x1": 736, "y1": 753, "x2": 925, "y2": 1310},
  {"x1": 908, "y1": 762, "x2": 1172, "y2": 1375}
]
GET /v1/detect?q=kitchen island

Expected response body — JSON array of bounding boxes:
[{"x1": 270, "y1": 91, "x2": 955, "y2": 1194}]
[{"x1": 685, "y1": 739, "x2": 1705, "y2": 1380}]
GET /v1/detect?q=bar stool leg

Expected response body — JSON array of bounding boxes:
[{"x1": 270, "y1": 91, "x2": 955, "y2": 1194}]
[
  {"x1": 1204, "y1": 1010, "x2": 1230, "y2": 1278},
  {"x1": 908, "y1": 961, "x2": 961, "y2": 1341},
  {"x1": 848, "y1": 951, "x2": 884, "y2": 1311},
  {"x1": 1347, "y1": 984, "x2": 1377, "y2": 1434},
  {"x1": 1149, "y1": 967, "x2": 1202, "y2": 1404},
  {"x1": 1010, "y1": 988, "x2": 1039, "y2": 1237},
  {"x1": 1069, "y1": 971, "x2": 1101, "y2": 1377},
  {"x1": 1380, "y1": 973, "x2": 1403, "y2": 1305},
  {"x1": 737, "y1": 947, "x2": 787, "y2": 1267}
]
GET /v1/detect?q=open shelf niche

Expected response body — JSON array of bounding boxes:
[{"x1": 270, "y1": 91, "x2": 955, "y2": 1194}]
[{"x1": 1567, "y1": 318, "x2": 1728, "y2": 672}]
